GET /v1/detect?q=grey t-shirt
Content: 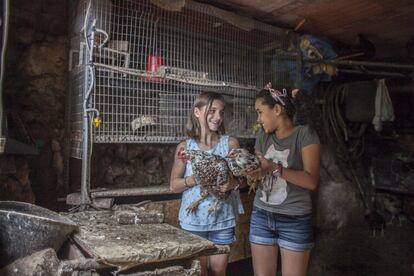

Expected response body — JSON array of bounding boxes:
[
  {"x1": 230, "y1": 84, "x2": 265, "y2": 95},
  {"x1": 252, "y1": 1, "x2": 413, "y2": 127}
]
[{"x1": 254, "y1": 125, "x2": 320, "y2": 216}]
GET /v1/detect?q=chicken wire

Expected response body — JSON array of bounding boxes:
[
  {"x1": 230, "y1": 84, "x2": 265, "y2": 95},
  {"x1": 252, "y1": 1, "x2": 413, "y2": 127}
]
[{"x1": 68, "y1": 0, "x2": 299, "y2": 158}]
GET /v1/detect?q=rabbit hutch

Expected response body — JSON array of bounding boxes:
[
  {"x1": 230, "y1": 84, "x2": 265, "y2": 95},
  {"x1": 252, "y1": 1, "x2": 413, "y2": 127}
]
[{"x1": 64, "y1": 0, "x2": 300, "y2": 273}]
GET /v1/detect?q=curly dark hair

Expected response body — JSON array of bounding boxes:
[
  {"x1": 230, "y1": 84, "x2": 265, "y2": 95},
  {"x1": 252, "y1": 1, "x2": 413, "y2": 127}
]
[{"x1": 255, "y1": 87, "x2": 320, "y2": 129}]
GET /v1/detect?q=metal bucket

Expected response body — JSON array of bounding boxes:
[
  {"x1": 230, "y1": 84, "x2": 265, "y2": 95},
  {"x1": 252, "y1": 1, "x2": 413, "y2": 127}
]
[{"x1": 0, "y1": 201, "x2": 78, "y2": 267}]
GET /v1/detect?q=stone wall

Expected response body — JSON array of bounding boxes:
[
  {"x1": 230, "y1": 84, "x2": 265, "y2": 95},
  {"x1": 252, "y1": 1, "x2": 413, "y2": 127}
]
[
  {"x1": 0, "y1": 156, "x2": 34, "y2": 203},
  {"x1": 2, "y1": 0, "x2": 68, "y2": 209},
  {"x1": 315, "y1": 146, "x2": 364, "y2": 230},
  {"x1": 89, "y1": 144, "x2": 176, "y2": 189}
]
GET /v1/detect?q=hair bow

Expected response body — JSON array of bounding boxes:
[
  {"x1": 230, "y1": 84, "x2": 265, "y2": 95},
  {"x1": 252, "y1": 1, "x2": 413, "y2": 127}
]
[{"x1": 264, "y1": 82, "x2": 287, "y2": 106}]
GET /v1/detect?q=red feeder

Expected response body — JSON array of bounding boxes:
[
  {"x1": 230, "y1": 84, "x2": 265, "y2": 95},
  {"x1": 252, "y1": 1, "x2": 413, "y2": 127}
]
[{"x1": 145, "y1": 54, "x2": 162, "y2": 81}]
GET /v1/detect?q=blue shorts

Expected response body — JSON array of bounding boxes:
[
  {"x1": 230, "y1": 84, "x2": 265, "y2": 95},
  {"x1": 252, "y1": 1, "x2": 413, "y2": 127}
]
[
  {"x1": 187, "y1": 227, "x2": 235, "y2": 245},
  {"x1": 249, "y1": 206, "x2": 314, "y2": 252}
]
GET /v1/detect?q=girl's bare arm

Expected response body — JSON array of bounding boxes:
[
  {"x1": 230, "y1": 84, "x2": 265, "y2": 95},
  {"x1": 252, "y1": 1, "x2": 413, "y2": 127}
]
[{"x1": 169, "y1": 142, "x2": 196, "y2": 193}]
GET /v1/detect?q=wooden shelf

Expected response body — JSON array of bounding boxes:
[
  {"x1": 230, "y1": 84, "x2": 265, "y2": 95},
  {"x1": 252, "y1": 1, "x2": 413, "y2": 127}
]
[{"x1": 91, "y1": 185, "x2": 177, "y2": 199}]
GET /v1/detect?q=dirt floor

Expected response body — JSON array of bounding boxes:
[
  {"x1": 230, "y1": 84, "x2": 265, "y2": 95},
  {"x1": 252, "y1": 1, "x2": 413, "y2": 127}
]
[{"x1": 227, "y1": 221, "x2": 414, "y2": 276}]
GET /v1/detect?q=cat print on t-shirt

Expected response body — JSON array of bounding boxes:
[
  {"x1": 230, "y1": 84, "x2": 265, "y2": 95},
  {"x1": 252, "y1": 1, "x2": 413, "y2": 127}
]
[{"x1": 260, "y1": 145, "x2": 290, "y2": 205}]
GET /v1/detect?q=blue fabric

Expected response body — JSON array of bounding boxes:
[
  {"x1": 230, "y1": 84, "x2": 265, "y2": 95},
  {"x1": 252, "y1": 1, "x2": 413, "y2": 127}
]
[
  {"x1": 300, "y1": 35, "x2": 337, "y2": 61},
  {"x1": 269, "y1": 35, "x2": 338, "y2": 92},
  {"x1": 179, "y1": 135, "x2": 244, "y2": 231},
  {"x1": 249, "y1": 206, "x2": 314, "y2": 251},
  {"x1": 187, "y1": 228, "x2": 236, "y2": 245},
  {"x1": 271, "y1": 57, "x2": 300, "y2": 87},
  {"x1": 299, "y1": 35, "x2": 338, "y2": 92}
]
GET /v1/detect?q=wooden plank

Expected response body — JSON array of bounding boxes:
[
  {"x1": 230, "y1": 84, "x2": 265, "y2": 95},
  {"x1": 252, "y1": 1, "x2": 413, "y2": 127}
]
[
  {"x1": 66, "y1": 193, "x2": 114, "y2": 209},
  {"x1": 261, "y1": 0, "x2": 297, "y2": 13},
  {"x1": 63, "y1": 211, "x2": 216, "y2": 272},
  {"x1": 91, "y1": 185, "x2": 175, "y2": 198},
  {"x1": 64, "y1": 192, "x2": 255, "y2": 264}
]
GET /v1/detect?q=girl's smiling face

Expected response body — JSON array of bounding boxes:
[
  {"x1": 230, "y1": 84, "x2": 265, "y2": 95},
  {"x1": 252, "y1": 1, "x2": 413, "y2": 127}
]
[
  {"x1": 196, "y1": 99, "x2": 225, "y2": 132},
  {"x1": 255, "y1": 99, "x2": 278, "y2": 133}
]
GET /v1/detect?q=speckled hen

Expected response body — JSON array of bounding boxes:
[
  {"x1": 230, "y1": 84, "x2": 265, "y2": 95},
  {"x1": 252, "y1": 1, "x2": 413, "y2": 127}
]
[
  {"x1": 227, "y1": 148, "x2": 260, "y2": 192},
  {"x1": 179, "y1": 149, "x2": 232, "y2": 214}
]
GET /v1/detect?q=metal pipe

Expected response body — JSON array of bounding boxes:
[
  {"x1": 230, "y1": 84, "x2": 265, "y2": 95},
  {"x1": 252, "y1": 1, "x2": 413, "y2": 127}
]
[
  {"x1": 339, "y1": 69, "x2": 409, "y2": 78},
  {"x1": 334, "y1": 52, "x2": 364, "y2": 61},
  {"x1": 0, "y1": 0, "x2": 10, "y2": 153},
  {"x1": 80, "y1": 0, "x2": 94, "y2": 208},
  {"x1": 323, "y1": 59, "x2": 414, "y2": 70}
]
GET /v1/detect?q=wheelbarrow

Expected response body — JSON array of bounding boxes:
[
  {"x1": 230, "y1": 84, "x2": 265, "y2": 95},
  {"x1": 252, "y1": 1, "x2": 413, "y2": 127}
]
[{"x1": 0, "y1": 201, "x2": 77, "y2": 267}]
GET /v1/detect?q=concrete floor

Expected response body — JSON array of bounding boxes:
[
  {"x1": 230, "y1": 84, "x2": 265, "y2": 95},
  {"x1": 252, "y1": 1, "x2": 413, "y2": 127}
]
[{"x1": 227, "y1": 220, "x2": 414, "y2": 276}]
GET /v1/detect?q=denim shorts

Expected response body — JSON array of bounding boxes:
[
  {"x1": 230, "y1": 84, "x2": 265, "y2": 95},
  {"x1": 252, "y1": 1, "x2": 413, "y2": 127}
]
[
  {"x1": 249, "y1": 206, "x2": 314, "y2": 251},
  {"x1": 187, "y1": 227, "x2": 235, "y2": 245}
]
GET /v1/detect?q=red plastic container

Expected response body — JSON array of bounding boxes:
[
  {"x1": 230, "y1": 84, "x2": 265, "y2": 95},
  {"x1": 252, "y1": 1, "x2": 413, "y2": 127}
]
[{"x1": 145, "y1": 54, "x2": 162, "y2": 81}]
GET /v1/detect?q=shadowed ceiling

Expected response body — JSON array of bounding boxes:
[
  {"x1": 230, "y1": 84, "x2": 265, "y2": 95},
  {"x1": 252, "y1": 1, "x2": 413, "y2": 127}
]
[{"x1": 201, "y1": 0, "x2": 414, "y2": 59}]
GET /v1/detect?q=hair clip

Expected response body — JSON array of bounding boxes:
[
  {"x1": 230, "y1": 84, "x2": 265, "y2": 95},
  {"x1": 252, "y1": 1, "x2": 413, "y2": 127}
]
[{"x1": 264, "y1": 82, "x2": 286, "y2": 106}]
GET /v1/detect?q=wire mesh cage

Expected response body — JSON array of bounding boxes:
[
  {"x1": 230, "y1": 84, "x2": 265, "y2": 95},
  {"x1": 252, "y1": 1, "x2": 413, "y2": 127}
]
[
  {"x1": 265, "y1": 48, "x2": 302, "y2": 89},
  {"x1": 68, "y1": 0, "x2": 300, "y2": 158}
]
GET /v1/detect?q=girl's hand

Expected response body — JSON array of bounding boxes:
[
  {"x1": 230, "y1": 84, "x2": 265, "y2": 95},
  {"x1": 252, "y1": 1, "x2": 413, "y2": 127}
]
[
  {"x1": 185, "y1": 175, "x2": 196, "y2": 188},
  {"x1": 220, "y1": 176, "x2": 239, "y2": 192},
  {"x1": 246, "y1": 153, "x2": 277, "y2": 179}
]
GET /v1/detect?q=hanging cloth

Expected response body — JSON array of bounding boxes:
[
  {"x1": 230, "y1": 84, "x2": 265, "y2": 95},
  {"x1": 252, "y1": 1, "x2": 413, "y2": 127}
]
[{"x1": 372, "y1": 79, "x2": 395, "y2": 131}]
